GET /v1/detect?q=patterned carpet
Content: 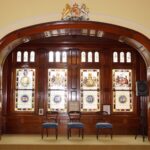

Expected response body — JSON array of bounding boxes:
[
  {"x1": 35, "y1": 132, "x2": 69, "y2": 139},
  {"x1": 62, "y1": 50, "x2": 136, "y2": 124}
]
[{"x1": 0, "y1": 134, "x2": 150, "y2": 150}]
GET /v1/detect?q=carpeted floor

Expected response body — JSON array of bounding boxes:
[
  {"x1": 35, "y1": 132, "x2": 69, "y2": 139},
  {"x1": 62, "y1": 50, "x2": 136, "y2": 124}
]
[{"x1": 0, "y1": 134, "x2": 150, "y2": 150}]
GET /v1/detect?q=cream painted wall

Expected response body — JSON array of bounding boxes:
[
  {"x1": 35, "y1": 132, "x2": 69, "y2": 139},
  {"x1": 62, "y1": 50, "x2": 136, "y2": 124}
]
[{"x1": 0, "y1": 0, "x2": 150, "y2": 39}]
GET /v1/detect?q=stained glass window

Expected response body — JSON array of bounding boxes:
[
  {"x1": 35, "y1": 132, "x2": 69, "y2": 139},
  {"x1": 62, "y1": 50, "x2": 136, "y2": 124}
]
[
  {"x1": 80, "y1": 69, "x2": 100, "y2": 112},
  {"x1": 126, "y1": 52, "x2": 131, "y2": 63},
  {"x1": 49, "y1": 51, "x2": 54, "y2": 62},
  {"x1": 48, "y1": 69, "x2": 67, "y2": 112},
  {"x1": 88, "y1": 52, "x2": 92, "y2": 62},
  {"x1": 56, "y1": 51, "x2": 60, "y2": 62},
  {"x1": 17, "y1": 51, "x2": 22, "y2": 62},
  {"x1": 112, "y1": 69, "x2": 133, "y2": 112},
  {"x1": 81, "y1": 52, "x2": 86, "y2": 62},
  {"x1": 94, "y1": 52, "x2": 99, "y2": 62},
  {"x1": 62, "y1": 51, "x2": 67, "y2": 62},
  {"x1": 113, "y1": 52, "x2": 118, "y2": 63},
  {"x1": 23, "y1": 51, "x2": 28, "y2": 62},
  {"x1": 15, "y1": 69, "x2": 35, "y2": 111},
  {"x1": 120, "y1": 52, "x2": 124, "y2": 63},
  {"x1": 30, "y1": 51, "x2": 35, "y2": 62}
]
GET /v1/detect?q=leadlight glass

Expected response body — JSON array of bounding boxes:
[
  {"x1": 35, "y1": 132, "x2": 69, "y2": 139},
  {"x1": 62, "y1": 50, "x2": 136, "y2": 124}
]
[
  {"x1": 81, "y1": 51, "x2": 86, "y2": 62},
  {"x1": 49, "y1": 51, "x2": 54, "y2": 62},
  {"x1": 80, "y1": 69, "x2": 100, "y2": 112},
  {"x1": 113, "y1": 52, "x2": 118, "y2": 63},
  {"x1": 23, "y1": 51, "x2": 28, "y2": 62},
  {"x1": 112, "y1": 69, "x2": 133, "y2": 112},
  {"x1": 120, "y1": 52, "x2": 124, "y2": 63},
  {"x1": 94, "y1": 52, "x2": 99, "y2": 62},
  {"x1": 88, "y1": 52, "x2": 92, "y2": 62},
  {"x1": 15, "y1": 68, "x2": 35, "y2": 111},
  {"x1": 62, "y1": 51, "x2": 67, "y2": 62},
  {"x1": 126, "y1": 52, "x2": 131, "y2": 63},
  {"x1": 17, "y1": 51, "x2": 21, "y2": 62},
  {"x1": 48, "y1": 69, "x2": 67, "y2": 112},
  {"x1": 56, "y1": 51, "x2": 60, "y2": 62},
  {"x1": 30, "y1": 51, "x2": 35, "y2": 62}
]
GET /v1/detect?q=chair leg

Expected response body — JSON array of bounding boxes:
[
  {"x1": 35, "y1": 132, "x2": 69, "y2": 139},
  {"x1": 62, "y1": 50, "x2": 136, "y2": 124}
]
[
  {"x1": 46, "y1": 128, "x2": 48, "y2": 137},
  {"x1": 96, "y1": 128, "x2": 99, "y2": 140},
  {"x1": 67, "y1": 128, "x2": 70, "y2": 139},
  {"x1": 82, "y1": 128, "x2": 84, "y2": 139},
  {"x1": 110, "y1": 128, "x2": 113, "y2": 139},
  {"x1": 41, "y1": 128, "x2": 44, "y2": 139},
  {"x1": 55, "y1": 128, "x2": 58, "y2": 139},
  {"x1": 79, "y1": 129, "x2": 80, "y2": 137}
]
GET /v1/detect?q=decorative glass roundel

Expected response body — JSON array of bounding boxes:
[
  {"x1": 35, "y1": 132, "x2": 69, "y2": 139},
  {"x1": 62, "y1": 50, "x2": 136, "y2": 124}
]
[
  {"x1": 53, "y1": 95, "x2": 61, "y2": 103},
  {"x1": 21, "y1": 95, "x2": 29, "y2": 103},
  {"x1": 119, "y1": 95, "x2": 127, "y2": 103},
  {"x1": 86, "y1": 95, "x2": 94, "y2": 103}
]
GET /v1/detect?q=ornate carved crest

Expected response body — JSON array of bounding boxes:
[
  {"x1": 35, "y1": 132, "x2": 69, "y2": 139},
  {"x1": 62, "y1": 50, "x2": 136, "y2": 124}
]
[{"x1": 61, "y1": 2, "x2": 89, "y2": 21}]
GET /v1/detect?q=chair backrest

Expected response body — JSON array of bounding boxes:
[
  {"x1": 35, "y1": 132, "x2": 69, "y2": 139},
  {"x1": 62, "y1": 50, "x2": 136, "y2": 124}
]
[
  {"x1": 45, "y1": 111, "x2": 58, "y2": 122},
  {"x1": 68, "y1": 111, "x2": 81, "y2": 122},
  {"x1": 97, "y1": 111, "x2": 109, "y2": 122}
]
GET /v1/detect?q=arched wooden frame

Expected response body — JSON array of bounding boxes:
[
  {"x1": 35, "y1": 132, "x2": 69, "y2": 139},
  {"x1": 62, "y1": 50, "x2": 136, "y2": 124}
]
[{"x1": 0, "y1": 21, "x2": 150, "y2": 140}]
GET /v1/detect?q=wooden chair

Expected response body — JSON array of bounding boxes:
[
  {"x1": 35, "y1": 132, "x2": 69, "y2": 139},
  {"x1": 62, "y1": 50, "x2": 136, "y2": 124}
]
[
  {"x1": 41, "y1": 111, "x2": 58, "y2": 139},
  {"x1": 96, "y1": 111, "x2": 113, "y2": 139},
  {"x1": 67, "y1": 111, "x2": 84, "y2": 139}
]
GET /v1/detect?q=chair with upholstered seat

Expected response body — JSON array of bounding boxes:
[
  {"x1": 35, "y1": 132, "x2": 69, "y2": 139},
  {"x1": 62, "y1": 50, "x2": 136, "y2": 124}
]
[
  {"x1": 41, "y1": 111, "x2": 58, "y2": 139},
  {"x1": 96, "y1": 111, "x2": 113, "y2": 139},
  {"x1": 67, "y1": 111, "x2": 84, "y2": 139}
]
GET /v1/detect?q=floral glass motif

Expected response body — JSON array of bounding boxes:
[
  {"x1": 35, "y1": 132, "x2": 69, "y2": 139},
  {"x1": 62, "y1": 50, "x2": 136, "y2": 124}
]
[
  {"x1": 62, "y1": 51, "x2": 67, "y2": 62},
  {"x1": 56, "y1": 51, "x2": 60, "y2": 62},
  {"x1": 80, "y1": 90, "x2": 100, "y2": 112},
  {"x1": 47, "y1": 90, "x2": 67, "y2": 112},
  {"x1": 49, "y1": 51, "x2": 54, "y2": 62},
  {"x1": 30, "y1": 51, "x2": 35, "y2": 62},
  {"x1": 23, "y1": 51, "x2": 28, "y2": 62},
  {"x1": 113, "y1": 91, "x2": 133, "y2": 112},
  {"x1": 15, "y1": 68, "x2": 35, "y2": 111},
  {"x1": 126, "y1": 52, "x2": 131, "y2": 63},
  {"x1": 88, "y1": 52, "x2": 92, "y2": 62},
  {"x1": 112, "y1": 69, "x2": 132, "y2": 90},
  {"x1": 81, "y1": 51, "x2": 86, "y2": 62},
  {"x1": 113, "y1": 52, "x2": 118, "y2": 63},
  {"x1": 48, "y1": 69, "x2": 67, "y2": 90},
  {"x1": 80, "y1": 69, "x2": 100, "y2": 90},
  {"x1": 120, "y1": 52, "x2": 125, "y2": 63}
]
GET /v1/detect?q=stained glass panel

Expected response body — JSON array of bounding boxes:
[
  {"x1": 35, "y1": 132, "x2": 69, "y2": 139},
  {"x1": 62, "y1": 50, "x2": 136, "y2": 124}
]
[
  {"x1": 30, "y1": 51, "x2": 35, "y2": 62},
  {"x1": 49, "y1": 51, "x2": 54, "y2": 62},
  {"x1": 47, "y1": 90, "x2": 67, "y2": 112},
  {"x1": 112, "y1": 69, "x2": 132, "y2": 90},
  {"x1": 62, "y1": 51, "x2": 67, "y2": 62},
  {"x1": 80, "y1": 69, "x2": 100, "y2": 90},
  {"x1": 113, "y1": 91, "x2": 133, "y2": 112},
  {"x1": 15, "y1": 90, "x2": 34, "y2": 111},
  {"x1": 113, "y1": 52, "x2": 118, "y2": 63},
  {"x1": 23, "y1": 51, "x2": 28, "y2": 62},
  {"x1": 17, "y1": 51, "x2": 21, "y2": 62},
  {"x1": 48, "y1": 69, "x2": 67, "y2": 90},
  {"x1": 126, "y1": 52, "x2": 131, "y2": 63},
  {"x1": 120, "y1": 52, "x2": 124, "y2": 63},
  {"x1": 88, "y1": 52, "x2": 92, "y2": 62},
  {"x1": 16, "y1": 69, "x2": 35, "y2": 89},
  {"x1": 80, "y1": 90, "x2": 100, "y2": 112},
  {"x1": 94, "y1": 52, "x2": 99, "y2": 62},
  {"x1": 81, "y1": 52, "x2": 86, "y2": 62},
  {"x1": 56, "y1": 51, "x2": 60, "y2": 62}
]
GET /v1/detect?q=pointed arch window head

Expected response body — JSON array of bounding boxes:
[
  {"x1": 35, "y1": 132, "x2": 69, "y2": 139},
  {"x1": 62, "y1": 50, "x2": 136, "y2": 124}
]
[
  {"x1": 30, "y1": 51, "x2": 35, "y2": 62},
  {"x1": 56, "y1": 51, "x2": 60, "y2": 62},
  {"x1": 17, "y1": 51, "x2": 22, "y2": 62},
  {"x1": 94, "y1": 52, "x2": 99, "y2": 62},
  {"x1": 113, "y1": 52, "x2": 118, "y2": 63},
  {"x1": 49, "y1": 51, "x2": 54, "y2": 62},
  {"x1": 88, "y1": 52, "x2": 92, "y2": 62},
  {"x1": 126, "y1": 52, "x2": 131, "y2": 63},
  {"x1": 23, "y1": 51, "x2": 28, "y2": 62},
  {"x1": 81, "y1": 51, "x2": 86, "y2": 62},
  {"x1": 120, "y1": 52, "x2": 124, "y2": 63}
]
